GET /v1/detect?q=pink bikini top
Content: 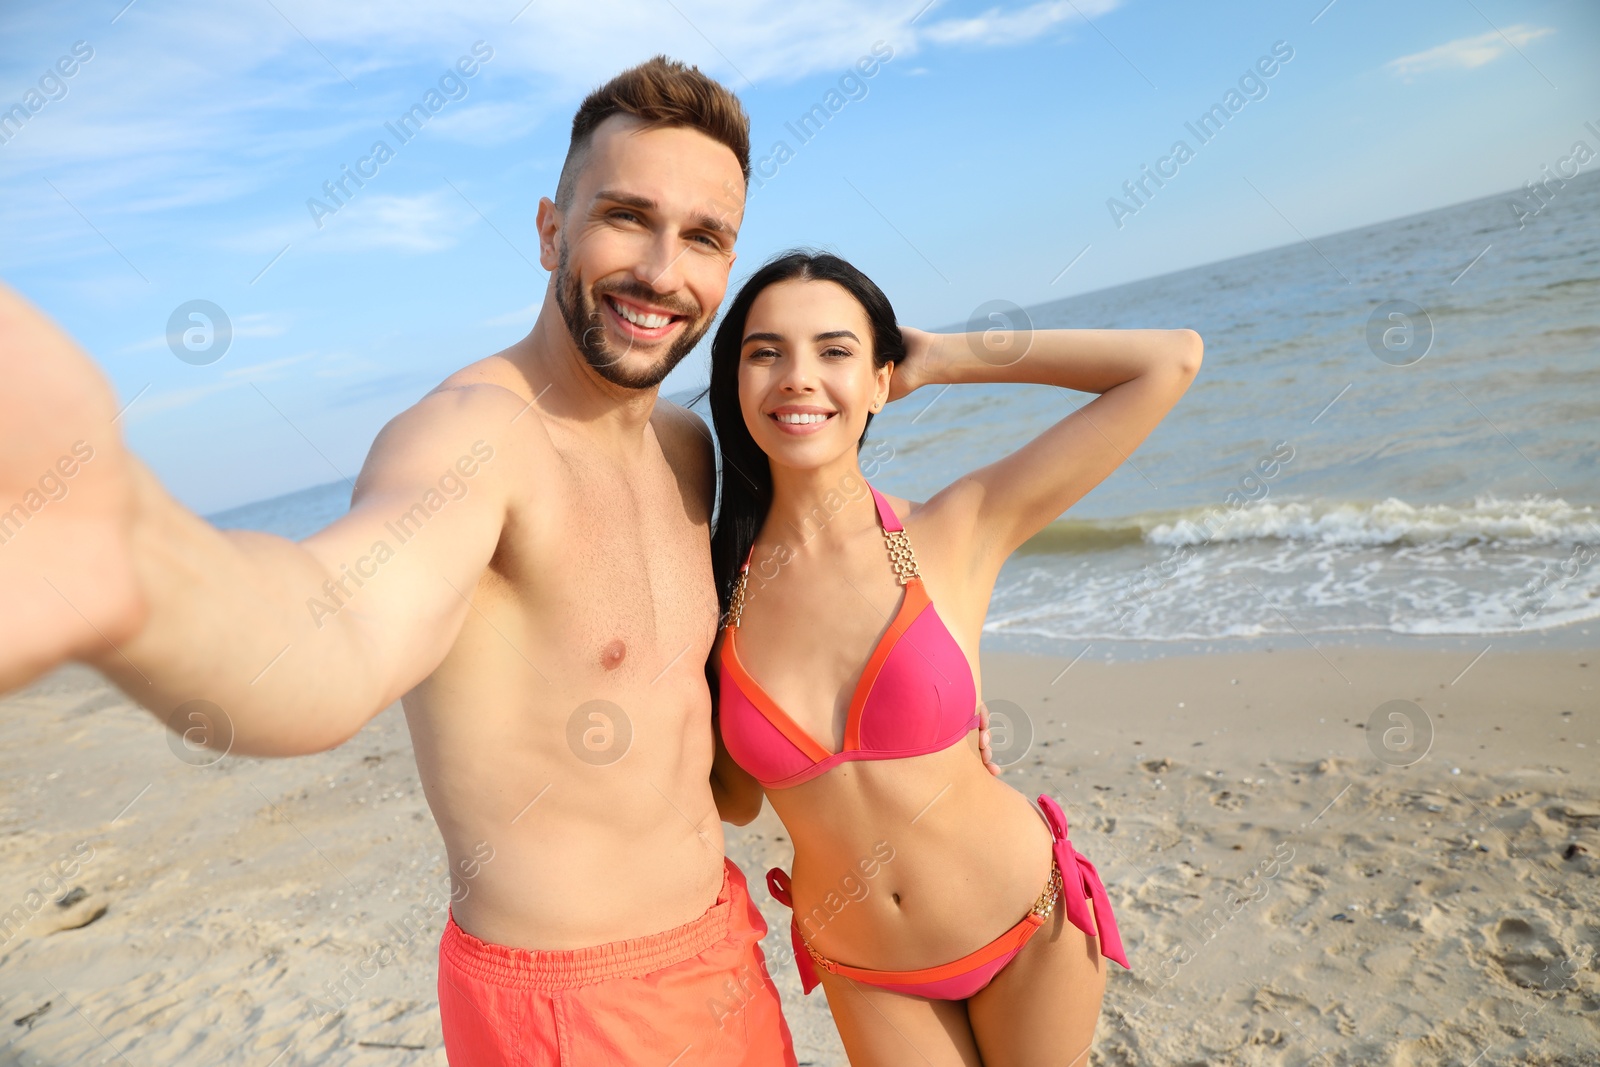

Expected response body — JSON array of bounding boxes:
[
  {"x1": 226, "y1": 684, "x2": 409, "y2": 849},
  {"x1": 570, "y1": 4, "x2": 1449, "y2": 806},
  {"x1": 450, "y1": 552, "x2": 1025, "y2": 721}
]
[{"x1": 718, "y1": 484, "x2": 980, "y2": 790}]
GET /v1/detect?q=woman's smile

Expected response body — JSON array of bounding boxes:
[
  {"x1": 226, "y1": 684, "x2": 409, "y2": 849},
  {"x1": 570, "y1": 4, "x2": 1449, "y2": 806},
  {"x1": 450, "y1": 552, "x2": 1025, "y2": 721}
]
[{"x1": 768, "y1": 404, "x2": 839, "y2": 435}]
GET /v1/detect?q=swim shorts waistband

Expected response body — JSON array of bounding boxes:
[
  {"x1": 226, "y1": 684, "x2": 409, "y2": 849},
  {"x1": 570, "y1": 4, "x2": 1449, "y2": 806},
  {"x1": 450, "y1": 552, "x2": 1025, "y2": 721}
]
[{"x1": 439, "y1": 861, "x2": 735, "y2": 990}]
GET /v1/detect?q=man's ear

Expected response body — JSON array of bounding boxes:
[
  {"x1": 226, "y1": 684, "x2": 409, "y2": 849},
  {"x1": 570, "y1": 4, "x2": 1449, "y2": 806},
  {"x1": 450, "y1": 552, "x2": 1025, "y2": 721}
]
[{"x1": 536, "y1": 196, "x2": 561, "y2": 271}]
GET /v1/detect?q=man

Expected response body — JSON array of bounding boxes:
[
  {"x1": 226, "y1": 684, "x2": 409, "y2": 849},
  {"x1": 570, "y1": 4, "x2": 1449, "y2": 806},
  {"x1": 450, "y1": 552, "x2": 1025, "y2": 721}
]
[{"x1": 0, "y1": 57, "x2": 794, "y2": 1065}]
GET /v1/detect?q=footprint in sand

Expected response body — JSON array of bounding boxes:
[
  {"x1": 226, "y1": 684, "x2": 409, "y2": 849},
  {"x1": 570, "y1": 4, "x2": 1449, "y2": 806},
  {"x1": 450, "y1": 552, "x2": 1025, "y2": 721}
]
[
  {"x1": 1210, "y1": 788, "x2": 1245, "y2": 811},
  {"x1": 41, "y1": 887, "x2": 108, "y2": 935},
  {"x1": 1490, "y1": 916, "x2": 1569, "y2": 990}
]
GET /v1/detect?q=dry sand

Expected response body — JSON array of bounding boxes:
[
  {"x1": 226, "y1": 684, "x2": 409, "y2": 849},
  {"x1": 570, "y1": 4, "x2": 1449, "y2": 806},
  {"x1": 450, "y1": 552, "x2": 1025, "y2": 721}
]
[{"x1": 1, "y1": 643, "x2": 1595, "y2": 1066}]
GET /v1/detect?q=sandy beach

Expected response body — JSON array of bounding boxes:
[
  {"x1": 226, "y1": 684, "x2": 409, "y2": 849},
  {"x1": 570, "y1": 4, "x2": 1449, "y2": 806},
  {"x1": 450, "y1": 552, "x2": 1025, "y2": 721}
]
[{"x1": 2, "y1": 642, "x2": 1594, "y2": 1066}]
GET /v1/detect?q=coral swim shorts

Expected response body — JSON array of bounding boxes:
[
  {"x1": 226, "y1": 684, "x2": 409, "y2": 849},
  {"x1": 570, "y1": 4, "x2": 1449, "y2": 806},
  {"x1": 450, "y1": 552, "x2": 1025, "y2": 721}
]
[{"x1": 438, "y1": 858, "x2": 796, "y2": 1066}]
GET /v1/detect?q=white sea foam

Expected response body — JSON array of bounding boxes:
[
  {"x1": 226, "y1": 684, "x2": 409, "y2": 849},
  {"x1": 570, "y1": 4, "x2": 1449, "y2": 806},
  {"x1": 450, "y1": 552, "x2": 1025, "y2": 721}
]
[
  {"x1": 1144, "y1": 496, "x2": 1599, "y2": 549},
  {"x1": 987, "y1": 497, "x2": 1600, "y2": 644}
]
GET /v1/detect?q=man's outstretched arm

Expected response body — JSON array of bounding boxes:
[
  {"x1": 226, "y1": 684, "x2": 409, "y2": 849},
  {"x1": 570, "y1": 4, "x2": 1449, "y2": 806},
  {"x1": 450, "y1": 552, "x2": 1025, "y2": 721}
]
[{"x1": 0, "y1": 283, "x2": 520, "y2": 755}]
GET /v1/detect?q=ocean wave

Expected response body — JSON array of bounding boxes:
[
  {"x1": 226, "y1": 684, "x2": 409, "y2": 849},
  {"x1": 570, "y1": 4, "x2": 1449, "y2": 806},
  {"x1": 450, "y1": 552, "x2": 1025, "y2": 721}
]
[
  {"x1": 1017, "y1": 496, "x2": 1600, "y2": 554},
  {"x1": 1014, "y1": 518, "x2": 1151, "y2": 554},
  {"x1": 1142, "y1": 496, "x2": 1600, "y2": 549},
  {"x1": 988, "y1": 530, "x2": 1600, "y2": 643}
]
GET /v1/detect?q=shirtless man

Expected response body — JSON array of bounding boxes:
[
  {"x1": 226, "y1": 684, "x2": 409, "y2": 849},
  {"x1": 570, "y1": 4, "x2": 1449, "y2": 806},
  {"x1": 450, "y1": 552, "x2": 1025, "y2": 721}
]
[{"x1": 0, "y1": 57, "x2": 796, "y2": 1066}]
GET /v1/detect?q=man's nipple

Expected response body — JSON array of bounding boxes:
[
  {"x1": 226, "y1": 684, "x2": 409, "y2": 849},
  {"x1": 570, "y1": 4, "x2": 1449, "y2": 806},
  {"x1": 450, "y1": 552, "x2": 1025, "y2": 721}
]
[{"x1": 600, "y1": 639, "x2": 626, "y2": 671}]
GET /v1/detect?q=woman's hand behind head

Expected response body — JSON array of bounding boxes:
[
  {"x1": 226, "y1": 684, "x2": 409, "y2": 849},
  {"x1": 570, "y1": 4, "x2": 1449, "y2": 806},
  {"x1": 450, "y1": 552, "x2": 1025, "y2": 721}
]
[{"x1": 887, "y1": 326, "x2": 938, "y2": 402}]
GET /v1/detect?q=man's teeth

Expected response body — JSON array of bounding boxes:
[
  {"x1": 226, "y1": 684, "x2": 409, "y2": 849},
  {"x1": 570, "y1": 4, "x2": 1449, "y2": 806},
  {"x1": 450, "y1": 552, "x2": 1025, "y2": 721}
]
[
  {"x1": 609, "y1": 298, "x2": 672, "y2": 330},
  {"x1": 776, "y1": 413, "x2": 831, "y2": 424}
]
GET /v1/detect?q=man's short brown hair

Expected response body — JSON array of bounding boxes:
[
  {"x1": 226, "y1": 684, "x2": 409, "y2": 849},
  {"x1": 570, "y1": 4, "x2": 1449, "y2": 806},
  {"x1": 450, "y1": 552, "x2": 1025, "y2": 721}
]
[{"x1": 555, "y1": 56, "x2": 750, "y2": 209}]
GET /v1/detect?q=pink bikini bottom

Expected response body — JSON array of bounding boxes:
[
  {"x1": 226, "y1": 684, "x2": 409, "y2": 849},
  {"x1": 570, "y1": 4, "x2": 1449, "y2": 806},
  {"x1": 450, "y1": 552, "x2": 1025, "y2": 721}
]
[{"x1": 766, "y1": 794, "x2": 1130, "y2": 1000}]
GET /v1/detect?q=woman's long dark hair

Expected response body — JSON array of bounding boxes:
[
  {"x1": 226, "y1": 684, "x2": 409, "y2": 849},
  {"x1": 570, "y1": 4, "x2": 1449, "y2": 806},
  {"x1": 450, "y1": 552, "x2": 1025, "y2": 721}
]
[{"x1": 704, "y1": 250, "x2": 906, "y2": 620}]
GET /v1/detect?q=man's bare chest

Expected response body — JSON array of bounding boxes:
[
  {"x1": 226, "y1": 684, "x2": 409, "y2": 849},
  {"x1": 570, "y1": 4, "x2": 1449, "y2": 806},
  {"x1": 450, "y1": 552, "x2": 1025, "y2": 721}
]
[{"x1": 493, "y1": 462, "x2": 718, "y2": 680}]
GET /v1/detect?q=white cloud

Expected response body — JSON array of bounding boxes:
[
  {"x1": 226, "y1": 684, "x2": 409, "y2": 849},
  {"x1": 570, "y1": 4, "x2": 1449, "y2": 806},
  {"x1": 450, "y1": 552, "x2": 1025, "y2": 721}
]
[
  {"x1": 1, "y1": 0, "x2": 1122, "y2": 176},
  {"x1": 221, "y1": 351, "x2": 317, "y2": 378},
  {"x1": 234, "y1": 314, "x2": 289, "y2": 340},
  {"x1": 0, "y1": 1, "x2": 1131, "y2": 269},
  {"x1": 425, "y1": 100, "x2": 550, "y2": 145},
  {"x1": 921, "y1": 0, "x2": 1123, "y2": 47},
  {"x1": 115, "y1": 312, "x2": 287, "y2": 356},
  {"x1": 1385, "y1": 24, "x2": 1553, "y2": 78},
  {"x1": 228, "y1": 188, "x2": 482, "y2": 256},
  {"x1": 483, "y1": 301, "x2": 541, "y2": 327},
  {"x1": 127, "y1": 351, "x2": 318, "y2": 420},
  {"x1": 312, "y1": 189, "x2": 479, "y2": 253}
]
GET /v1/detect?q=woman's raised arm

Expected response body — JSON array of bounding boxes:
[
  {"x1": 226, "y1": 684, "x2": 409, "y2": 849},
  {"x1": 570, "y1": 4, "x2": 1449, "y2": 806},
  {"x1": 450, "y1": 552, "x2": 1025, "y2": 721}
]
[{"x1": 892, "y1": 322, "x2": 1201, "y2": 576}]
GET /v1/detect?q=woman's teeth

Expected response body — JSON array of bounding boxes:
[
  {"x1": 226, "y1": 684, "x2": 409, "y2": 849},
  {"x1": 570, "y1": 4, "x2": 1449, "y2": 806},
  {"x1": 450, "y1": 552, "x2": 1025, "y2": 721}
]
[
  {"x1": 608, "y1": 298, "x2": 672, "y2": 329},
  {"x1": 776, "y1": 413, "x2": 831, "y2": 424}
]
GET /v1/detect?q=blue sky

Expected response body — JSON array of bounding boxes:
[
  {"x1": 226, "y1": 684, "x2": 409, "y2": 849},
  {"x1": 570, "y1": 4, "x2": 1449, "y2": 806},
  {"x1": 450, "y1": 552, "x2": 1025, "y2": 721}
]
[{"x1": 2, "y1": 0, "x2": 1595, "y2": 513}]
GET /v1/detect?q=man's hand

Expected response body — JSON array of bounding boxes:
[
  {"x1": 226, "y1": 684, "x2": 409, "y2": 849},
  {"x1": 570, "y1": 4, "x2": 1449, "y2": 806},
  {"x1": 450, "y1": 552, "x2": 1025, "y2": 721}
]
[
  {"x1": 0, "y1": 281, "x2": 512, "y2": 757},
  {"x1": 0, "y1": 284, "x2": 145, "y2": 693},
  {"x1": 979, "y1": 702, "x2": 1002, "y2": 776}
]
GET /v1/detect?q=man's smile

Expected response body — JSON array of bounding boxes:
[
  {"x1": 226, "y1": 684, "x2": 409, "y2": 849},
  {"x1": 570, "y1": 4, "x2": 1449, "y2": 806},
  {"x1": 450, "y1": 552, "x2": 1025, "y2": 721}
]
[{"x1": 603, "y1": 293, "x2": 687, "y2": 342}]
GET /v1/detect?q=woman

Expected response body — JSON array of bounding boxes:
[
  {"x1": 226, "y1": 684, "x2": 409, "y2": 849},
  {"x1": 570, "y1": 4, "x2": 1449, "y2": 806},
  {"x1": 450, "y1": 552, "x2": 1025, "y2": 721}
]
[{"x1": 707, "y1": 251, "x2": 1200, "y2": 1066}]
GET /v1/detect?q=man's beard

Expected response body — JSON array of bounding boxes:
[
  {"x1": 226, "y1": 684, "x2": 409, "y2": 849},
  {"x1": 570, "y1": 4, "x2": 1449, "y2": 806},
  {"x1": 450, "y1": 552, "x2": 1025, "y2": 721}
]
[{"x1": 554, "y1": 240, "x2": 709, "y2": 390}]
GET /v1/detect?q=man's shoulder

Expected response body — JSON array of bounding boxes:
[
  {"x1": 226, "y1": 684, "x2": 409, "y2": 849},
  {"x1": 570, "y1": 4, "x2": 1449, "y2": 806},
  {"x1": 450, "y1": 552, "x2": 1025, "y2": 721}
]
[
  {"x1": 366, "y1": 358, "x2": 557, "y2": 478},
  {"x1": 651, "y1": 399, "x2": 713, "y2": 467},
  {"x1": 427, "y1": 354, "x2": 541, "y2": 418},
  {"x1": 411, "y1": 349, "x2": 555, "y2": 432},
  {"x1": 650, "y1": 399, "x2": 716, "y2": 520}
]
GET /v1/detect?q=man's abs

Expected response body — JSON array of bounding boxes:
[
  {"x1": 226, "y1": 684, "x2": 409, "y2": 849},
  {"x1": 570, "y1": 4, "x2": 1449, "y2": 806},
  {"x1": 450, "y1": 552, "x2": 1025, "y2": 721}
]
[{"x1": 404, "y1": 671, "x2": 728, "y2": 950}]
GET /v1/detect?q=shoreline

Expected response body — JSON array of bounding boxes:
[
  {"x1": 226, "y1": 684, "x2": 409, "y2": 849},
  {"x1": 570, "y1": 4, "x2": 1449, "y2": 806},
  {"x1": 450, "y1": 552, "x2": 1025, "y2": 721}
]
[{"x1": 979, "y1": 620, "x2": 1600, "y2": 663}]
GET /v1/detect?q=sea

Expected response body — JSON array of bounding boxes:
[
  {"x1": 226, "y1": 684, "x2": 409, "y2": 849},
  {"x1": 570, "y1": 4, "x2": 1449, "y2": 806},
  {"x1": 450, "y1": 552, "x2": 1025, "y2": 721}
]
[{"x1": 210, "y1": 172, "x2": 1600, "y2": 658}]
